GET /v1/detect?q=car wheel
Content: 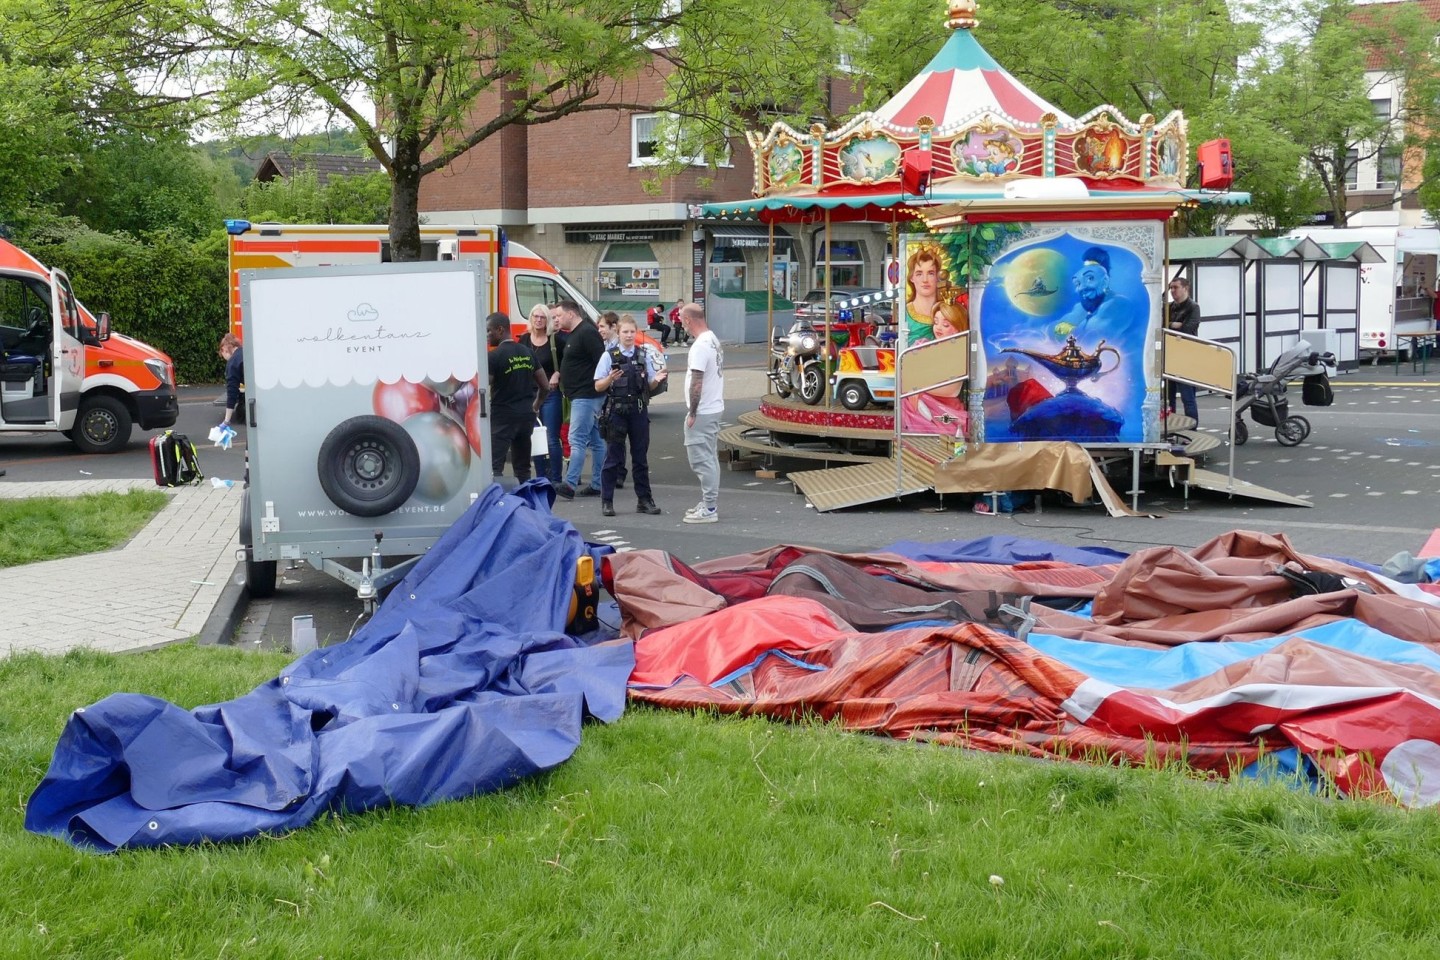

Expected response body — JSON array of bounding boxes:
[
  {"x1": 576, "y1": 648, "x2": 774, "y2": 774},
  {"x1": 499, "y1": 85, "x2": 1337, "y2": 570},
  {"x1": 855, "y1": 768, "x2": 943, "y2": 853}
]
[
  {"x1": 839, "y1": 380, "x2": 870, "y2": 410},
  {"x1": 71, "y1": 394, "x2": 133, "y2": 454},
  {"x1": 317, "y1": 415, "x2": 421, "y2": 517}
]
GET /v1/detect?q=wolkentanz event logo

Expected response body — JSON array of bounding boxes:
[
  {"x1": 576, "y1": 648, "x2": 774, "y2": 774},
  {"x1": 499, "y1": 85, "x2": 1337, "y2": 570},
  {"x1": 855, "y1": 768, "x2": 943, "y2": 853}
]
[{"x1": 295, "y1": 302, "x2": 433, "y2": 353}]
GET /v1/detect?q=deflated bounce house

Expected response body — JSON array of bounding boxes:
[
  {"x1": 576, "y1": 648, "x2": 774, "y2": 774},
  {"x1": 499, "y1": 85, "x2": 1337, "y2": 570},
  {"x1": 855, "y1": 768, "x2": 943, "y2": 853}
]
[{"x1": 24, "y1": 484, "x2": 1440, "y2": 851}]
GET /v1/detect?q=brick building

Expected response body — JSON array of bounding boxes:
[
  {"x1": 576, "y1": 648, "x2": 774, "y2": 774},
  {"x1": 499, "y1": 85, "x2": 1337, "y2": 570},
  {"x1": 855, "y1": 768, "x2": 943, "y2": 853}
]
[{"x1": 417, "y1": 66, "x2": 872, "y2": 312}]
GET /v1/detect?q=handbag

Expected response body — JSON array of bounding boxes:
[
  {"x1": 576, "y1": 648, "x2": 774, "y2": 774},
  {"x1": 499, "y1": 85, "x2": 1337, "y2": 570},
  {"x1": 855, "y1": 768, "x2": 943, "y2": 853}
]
[{"x1": 531, "y1": 420, "x2": 548, "y2": 449}]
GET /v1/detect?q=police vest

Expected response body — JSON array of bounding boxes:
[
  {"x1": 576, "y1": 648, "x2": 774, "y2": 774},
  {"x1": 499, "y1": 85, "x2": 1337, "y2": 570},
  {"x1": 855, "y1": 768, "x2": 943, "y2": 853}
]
[{"x1": 606, "y1": 347, "x2": 648, "y2": 411}]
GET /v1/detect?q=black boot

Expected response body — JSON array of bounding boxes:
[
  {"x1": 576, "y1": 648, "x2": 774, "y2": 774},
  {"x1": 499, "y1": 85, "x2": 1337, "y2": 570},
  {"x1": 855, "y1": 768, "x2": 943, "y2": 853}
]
[
  {"x1": 602, "y1": 500, "x2": 616, "y2": 517},
  {"x1": 637, "y1": 498, "x2": 661, "y2": 515}
]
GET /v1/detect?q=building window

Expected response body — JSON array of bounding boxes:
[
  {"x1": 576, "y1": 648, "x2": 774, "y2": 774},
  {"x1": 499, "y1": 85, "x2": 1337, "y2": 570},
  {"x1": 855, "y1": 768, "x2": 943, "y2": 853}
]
[
  {"x1": 597, "y1": 242, "x2": 661, "y2": 301},
  {"x1": 631, "y1": 113, "x2": 722, "y2": 167},
  {"x1": 1371, "y1": 98, "x2": 1392, "y2": 121},
  {"x1": 1343, "y1": 149, "x2": 1359, "y2": 190},
  {"x1": 813, "y1": 240, "x2": 865, "y2": 287},
  {"x1": 632, "y1": 115, "x2": 662, "y2": 165},
  {"x1": 709, "y1": 246, "x2": 746, "y2": 294},
  {"x1": 1379, "y1": 147, "x2": 1403, "y2": 190}
]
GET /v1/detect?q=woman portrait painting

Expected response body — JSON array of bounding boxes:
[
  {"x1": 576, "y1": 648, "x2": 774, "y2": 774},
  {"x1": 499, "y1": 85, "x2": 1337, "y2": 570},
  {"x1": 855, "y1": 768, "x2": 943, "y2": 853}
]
[{"x1": 904, "y1": 244, "x2": 945, "y2": 345}]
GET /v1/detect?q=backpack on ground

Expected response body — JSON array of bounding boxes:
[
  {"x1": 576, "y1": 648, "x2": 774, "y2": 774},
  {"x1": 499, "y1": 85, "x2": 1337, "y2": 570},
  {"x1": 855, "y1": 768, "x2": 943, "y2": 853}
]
[
  {"x1": 1301, "y1": 373, "x2": 1334, "y2": 407},
  {"x1": 150, "y1": 431, "x2": 204, "y2": 487}
]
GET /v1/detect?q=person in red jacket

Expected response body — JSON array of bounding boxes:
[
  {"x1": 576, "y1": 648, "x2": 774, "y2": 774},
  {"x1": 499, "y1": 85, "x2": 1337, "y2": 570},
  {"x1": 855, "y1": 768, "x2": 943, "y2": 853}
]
[
  {"x1": 646, "y1": 303, "x2": 672, "y2": 347},
  {"x1": 669, "y1": 299, "x2": 690, "y2": 344}
]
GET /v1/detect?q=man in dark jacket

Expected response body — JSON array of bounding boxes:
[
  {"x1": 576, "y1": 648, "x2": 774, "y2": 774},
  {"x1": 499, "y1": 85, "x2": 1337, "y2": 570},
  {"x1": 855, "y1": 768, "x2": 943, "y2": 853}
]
[
  {"x1": 1166, "y1": 277, "x2": 1202, "y2": 422},
  {"x1": 554, "y1": 300, "x2": 606, "y2": 499},
  {"x1": 486, "y1": 313, "x2": 548, "y2": 484}
]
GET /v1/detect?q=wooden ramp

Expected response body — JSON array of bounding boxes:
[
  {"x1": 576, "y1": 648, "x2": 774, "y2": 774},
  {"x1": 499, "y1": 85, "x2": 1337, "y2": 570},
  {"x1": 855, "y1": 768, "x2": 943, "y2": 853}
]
[
  {"x1": 788, "y1": 437, "x2": 950, "y2": 512},
  {"x1": 1184, "y1": 467, "x2": 1313, "y2": 507}
]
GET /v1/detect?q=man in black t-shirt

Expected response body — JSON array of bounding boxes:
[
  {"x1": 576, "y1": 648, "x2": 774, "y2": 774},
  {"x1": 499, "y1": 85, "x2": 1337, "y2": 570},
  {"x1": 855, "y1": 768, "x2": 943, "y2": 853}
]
[
  {"x1": 553, "y1": 299, "x2": 607, "y2": 499},
  {"x1": 486, "y1": 312, "x2": 548, "y2": 483}
]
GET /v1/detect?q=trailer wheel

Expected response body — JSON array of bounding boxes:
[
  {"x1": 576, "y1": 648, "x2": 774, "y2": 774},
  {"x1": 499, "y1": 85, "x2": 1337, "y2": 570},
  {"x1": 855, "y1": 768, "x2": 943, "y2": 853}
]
[
  {"x1": 239, "y1": 489, "x2": 276, "y2": 599},
  {"x1": 1232, "y1": 419, "x2": 1248, "y2": 446},
  {"x1": 317, "y1": 415, "x2": 420, "y2": 517},
  {"x1": 72, "y1": 394, "x2": 132, "y2": 454},
  {"x1": 1275, "y1": 416, "x2": 1307, "y2": 447}
]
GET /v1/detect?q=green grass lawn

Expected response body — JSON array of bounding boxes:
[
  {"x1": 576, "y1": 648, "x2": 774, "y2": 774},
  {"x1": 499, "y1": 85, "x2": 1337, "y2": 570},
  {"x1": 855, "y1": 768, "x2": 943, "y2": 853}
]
[
  {"x1": 0, "y1": 490, "x2": 169, "y2": 568},
  {"x1": 5, "y1": 645, "x2": 1440, "y2": 959}
]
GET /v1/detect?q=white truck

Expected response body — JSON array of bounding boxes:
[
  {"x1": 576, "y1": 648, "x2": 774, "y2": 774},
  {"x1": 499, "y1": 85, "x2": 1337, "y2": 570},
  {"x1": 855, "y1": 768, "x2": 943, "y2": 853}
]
[
  {"x1": 237, "y1": 260, "x2": 491, "y2": 601},
  {"x1": 1286, "y1": 225, "x2": 1439, "y2": 358}
]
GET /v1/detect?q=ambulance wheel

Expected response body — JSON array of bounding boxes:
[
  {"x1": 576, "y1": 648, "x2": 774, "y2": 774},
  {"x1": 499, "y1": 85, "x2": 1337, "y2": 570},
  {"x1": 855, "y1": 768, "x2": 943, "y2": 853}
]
[
  {"x1": 838, "y1": 380, "x2": 870, "y2": 410},
  {"x1": 1232, "y1": 419, "x2": 1248, "y2": 446},
  {"x1": 317, "y1": 415, "x2": 420, "y2": 517},
  {"x1": 1275, "y1": 416, "x2": 1308, "y2": 447},
  {"x1": 72, "y1": 394, "x2": 133, "y2": 454},
  {"x1": 239, "y1": 489, "x2": 276, "y2": 599}
]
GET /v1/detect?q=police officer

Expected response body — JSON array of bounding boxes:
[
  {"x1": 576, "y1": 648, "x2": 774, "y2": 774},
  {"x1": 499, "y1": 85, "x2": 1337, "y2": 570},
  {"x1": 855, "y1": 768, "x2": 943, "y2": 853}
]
[{"x1": 593, "y1": 315, "x2": 667, "y2": 516}]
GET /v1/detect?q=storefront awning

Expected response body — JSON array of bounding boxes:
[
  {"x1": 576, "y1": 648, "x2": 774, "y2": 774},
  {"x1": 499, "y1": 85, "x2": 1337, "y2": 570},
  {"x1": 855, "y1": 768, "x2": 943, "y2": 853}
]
[{"x1": 709, "y1": 224, "x2": 794, "y2": 252}]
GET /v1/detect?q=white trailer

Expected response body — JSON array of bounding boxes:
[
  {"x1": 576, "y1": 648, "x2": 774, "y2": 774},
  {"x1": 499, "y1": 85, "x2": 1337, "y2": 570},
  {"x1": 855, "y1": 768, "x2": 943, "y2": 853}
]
[
  {"x1": 1286, "y1": 226, "x2": 1438, "y2": 358},
  {"x1": 237, "y1": 260, "x2": 492, "y2": 602}
]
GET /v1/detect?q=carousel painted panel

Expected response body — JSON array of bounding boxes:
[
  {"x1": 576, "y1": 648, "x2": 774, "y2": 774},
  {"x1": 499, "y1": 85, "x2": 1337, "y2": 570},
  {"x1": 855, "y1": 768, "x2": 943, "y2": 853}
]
[
  {"x1": 967, "y1": 223, "x2": 1165, "y2": 446},
  {"x1": 765, "y1": 140, "x2": 808, "y2": 192},
  {"x1": 827, "y1": 133, "x2": 904, "y2": 185}
]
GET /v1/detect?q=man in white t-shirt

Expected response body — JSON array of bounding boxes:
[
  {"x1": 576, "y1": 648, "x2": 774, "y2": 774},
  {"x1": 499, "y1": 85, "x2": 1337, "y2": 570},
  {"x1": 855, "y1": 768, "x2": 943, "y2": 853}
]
[{"x1": 679, "y1": 302, "x2": 724, "y2": 523}]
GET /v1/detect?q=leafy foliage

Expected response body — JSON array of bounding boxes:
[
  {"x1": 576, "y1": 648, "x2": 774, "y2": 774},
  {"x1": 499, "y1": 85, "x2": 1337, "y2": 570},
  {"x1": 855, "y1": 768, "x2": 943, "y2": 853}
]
[
  {"x1": 236, "y1": 169, "x2": 392, "y2": 225},
  {"x1": 18, "y1": 218, "x2": 229, "y2": 383}
]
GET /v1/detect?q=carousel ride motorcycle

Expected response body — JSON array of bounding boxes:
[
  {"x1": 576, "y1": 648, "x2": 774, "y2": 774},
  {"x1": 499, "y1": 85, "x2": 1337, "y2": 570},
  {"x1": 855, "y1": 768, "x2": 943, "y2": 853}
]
[{"x1": 768, "y1": 318, "x2": 837, "y2": 405}]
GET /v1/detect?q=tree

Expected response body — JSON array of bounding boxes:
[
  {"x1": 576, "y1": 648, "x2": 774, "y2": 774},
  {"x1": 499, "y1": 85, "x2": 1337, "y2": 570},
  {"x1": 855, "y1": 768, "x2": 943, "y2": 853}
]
[
  {"x1": 1239, "y1": 0, "x2": 1439, "y2": 228},
  {"x1": 49, "y1": 0, "x2": 838, "y2": 260}
]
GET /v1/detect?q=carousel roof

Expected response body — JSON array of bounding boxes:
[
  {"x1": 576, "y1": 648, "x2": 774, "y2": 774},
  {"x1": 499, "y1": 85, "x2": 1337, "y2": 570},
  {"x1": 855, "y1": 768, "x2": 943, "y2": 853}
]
[
  {"x1": 701, "y1": 0, "x2": 1249, "y2": 222},
  {"x1": 874, "y1": 22, "x2": 1072, "y2": 131}
]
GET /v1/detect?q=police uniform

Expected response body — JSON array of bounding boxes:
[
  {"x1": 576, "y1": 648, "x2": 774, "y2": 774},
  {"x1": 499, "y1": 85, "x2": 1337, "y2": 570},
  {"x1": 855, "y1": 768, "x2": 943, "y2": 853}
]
[{"x1": 594, "y1": 345, "x2": 662, "y2": 512}]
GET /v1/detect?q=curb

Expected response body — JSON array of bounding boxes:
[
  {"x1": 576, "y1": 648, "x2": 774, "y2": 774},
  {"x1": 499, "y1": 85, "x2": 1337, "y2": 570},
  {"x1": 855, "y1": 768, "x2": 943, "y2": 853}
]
[{"x1": 197, "y1": 561, "x2": 248, "y2": 647}]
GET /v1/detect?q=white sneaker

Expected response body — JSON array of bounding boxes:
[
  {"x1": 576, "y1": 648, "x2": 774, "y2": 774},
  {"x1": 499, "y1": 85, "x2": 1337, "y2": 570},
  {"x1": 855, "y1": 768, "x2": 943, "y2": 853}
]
[
  {"x1": 683, "y1": 501, "x2": 707, "y2": 518},
  {"x1": 683, "y1": 506, "x2": 718, "y2": 524}
]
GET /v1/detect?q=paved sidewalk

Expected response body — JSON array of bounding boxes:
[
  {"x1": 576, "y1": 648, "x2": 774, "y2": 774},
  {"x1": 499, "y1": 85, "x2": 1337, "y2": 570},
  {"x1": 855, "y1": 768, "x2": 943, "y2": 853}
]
[{"x1": 0, "y1": 480, "x2": 242, "y2": 657}]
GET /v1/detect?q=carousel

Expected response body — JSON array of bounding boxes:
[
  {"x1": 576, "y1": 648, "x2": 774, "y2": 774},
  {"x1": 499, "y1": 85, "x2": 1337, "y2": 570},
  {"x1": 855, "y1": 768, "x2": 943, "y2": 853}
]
[{"x1": 702, "y1": 0, "x2": 1282, "y2": 513}]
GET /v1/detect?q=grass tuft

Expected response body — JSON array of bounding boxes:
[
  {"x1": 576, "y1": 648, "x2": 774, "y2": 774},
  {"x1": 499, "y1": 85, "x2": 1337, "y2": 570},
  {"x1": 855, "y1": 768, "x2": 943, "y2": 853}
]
[{"x1": 0, "y1": 490, "x2": 169, "y2": 568}]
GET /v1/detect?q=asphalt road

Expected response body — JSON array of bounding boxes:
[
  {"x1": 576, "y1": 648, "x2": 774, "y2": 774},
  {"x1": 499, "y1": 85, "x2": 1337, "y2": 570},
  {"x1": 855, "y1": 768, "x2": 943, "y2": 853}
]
[{"x1": 4, "y1": 363, "x2": 1438, "y2": 649}]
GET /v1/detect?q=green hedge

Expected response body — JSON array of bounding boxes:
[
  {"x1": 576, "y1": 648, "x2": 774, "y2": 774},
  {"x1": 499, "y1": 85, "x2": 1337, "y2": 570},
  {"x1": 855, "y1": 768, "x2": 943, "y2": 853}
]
[{"x1": 21, "y1": 229, "x2": 229, "y2": 385}]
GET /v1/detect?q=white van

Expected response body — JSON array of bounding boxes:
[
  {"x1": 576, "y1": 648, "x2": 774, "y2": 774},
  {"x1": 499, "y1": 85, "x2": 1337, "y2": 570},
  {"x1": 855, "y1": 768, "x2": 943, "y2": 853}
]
[{"x1": 1286, "y1": 225, "x2": 1439, "y2": 358}]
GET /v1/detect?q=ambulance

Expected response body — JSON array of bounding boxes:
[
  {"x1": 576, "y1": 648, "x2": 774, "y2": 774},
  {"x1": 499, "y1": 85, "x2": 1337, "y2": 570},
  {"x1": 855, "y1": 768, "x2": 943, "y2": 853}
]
[
  {"x1": 0, "y1": 238, "x2": 178, "y2": 453},
  {"x1": 224, "y1": 221, "x2": 625, "y2": 343}
]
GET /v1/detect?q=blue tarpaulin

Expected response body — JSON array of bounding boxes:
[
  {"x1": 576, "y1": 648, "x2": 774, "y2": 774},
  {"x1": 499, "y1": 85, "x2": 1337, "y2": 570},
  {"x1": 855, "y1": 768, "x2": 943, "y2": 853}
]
[
  {"x1": 880, "y1": 535, "x2": 1128, "y2": 567},
  {"x1": 26, "y1": 482, "x2": 634, "y2": 852}
]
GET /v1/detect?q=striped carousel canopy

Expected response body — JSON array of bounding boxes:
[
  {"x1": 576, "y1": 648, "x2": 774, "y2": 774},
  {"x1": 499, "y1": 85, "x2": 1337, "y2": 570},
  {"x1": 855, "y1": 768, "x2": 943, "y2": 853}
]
[{"x1": 873, "y1": 14, "x2": 1072, "y2": 131}]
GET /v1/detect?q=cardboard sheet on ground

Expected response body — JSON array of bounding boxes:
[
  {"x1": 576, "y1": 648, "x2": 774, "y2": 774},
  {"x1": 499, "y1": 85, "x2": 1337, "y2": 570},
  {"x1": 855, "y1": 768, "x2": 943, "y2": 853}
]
[{"x1": 932, "y1": 440, "x2": 1141, "y2": 517}]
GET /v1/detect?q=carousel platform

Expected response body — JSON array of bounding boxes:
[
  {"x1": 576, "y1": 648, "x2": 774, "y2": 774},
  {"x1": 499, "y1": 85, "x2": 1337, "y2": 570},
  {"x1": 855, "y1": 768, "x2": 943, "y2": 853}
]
[{"x1": 720, "y1": 394, "x2": 1296, "y2": 513}]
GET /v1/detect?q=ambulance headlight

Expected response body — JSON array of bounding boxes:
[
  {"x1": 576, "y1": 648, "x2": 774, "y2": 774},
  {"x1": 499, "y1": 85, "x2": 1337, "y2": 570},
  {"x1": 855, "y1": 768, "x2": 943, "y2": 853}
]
[{"x1": 144, "y1": 358, "x2": 173, "y2": 387}]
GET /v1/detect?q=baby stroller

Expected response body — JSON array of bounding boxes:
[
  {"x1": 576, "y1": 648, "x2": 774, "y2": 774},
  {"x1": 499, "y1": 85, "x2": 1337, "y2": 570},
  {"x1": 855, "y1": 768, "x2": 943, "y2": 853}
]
[{"x1": 1232, "y1": 339, "x2": 1336, "y2": 447}]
